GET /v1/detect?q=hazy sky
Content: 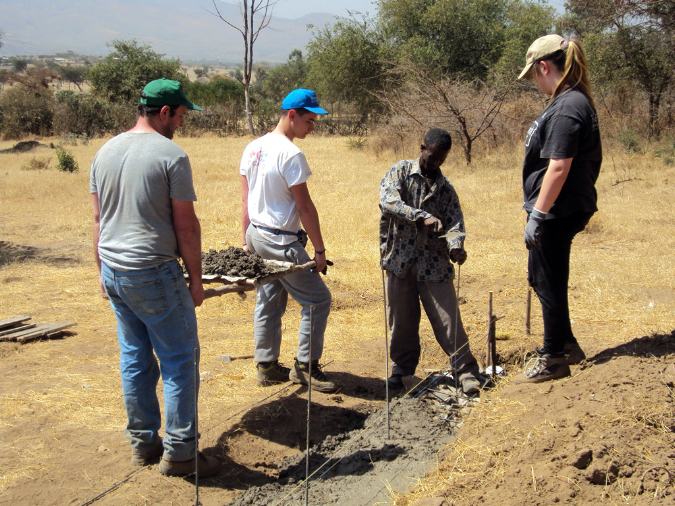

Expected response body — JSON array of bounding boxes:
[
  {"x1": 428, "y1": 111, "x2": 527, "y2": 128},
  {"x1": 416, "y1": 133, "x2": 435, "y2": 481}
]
[{"x1": 262, "y1": 0, "x2": 565, "y2": 19}]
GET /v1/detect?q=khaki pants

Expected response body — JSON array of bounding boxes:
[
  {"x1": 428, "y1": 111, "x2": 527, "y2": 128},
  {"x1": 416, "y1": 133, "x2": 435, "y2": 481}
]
[{"x1": 386, "y1": 264, "x2": 478, "y2": 380}]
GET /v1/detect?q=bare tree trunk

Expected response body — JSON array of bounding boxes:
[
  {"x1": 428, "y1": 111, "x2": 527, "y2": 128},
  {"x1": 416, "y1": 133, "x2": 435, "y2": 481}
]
[{"x1": 245, "y1": 85, "x2": 254, "y2": 135}]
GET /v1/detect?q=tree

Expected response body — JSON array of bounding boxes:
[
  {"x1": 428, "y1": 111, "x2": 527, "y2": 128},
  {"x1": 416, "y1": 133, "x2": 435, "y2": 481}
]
[
  {"x1": 259, "y1": 49, "x2": 308, "y2": 102},
  {"x1": 209, "y1": 0, "x2": 276, "y2": 135},
  {"x1": 378, "y1": 64, "x2": 512, "y2": 164},
  {"x1": 57, "y1": 65, "x2": 88, "y2": 91},
  {"x1": 564, "y1": 0, "x2": 675, "y2": 136},
  {"x1": 13, "y1": 58, "x2": 28, "y2": 73},
  {"x1": 306, "y1": 14, "x2": 388, "y2": 120},
  {"x1": 88, "y1": 39, "x2": 185, "y2": 104}
]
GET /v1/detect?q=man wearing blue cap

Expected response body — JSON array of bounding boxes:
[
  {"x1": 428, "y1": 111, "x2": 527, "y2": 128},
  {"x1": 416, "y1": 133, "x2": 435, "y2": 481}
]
[
  {"x1": 91, "y1": 78, "x2": 219, "y2": 478},
  {"x1": 240, "y1": 88, "x2": 336, "y2": 393}
]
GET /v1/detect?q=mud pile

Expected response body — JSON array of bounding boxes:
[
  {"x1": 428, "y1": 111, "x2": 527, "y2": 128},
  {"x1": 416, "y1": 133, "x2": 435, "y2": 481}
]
[{"x1": 200, "y1": 247, "x2": 274, "y2": 279}]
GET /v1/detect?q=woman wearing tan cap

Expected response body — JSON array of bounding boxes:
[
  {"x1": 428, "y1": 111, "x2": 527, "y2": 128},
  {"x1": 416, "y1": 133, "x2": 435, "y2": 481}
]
[{"x1": 515, "y1": 35, "x2": 602, "y2": 383}]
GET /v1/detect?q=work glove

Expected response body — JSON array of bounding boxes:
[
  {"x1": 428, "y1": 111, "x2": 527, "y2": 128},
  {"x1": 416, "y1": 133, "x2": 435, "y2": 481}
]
[
  {"x1": 310, "y1": 259, "x2": 334, "y2": 275},
  {"x1": 524, "y1": 208, "x2": 547, "y2": 250},
  {"x1": 450, "y1": 248, "x2": 467, "y2": 265}
]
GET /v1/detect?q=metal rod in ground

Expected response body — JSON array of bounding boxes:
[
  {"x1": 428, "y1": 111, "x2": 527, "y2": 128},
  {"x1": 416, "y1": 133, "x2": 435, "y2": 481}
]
[
  {"x1": 305, "y1": 306, "x2": 314, "y2": 506},
  {"x1": 381, "y1": 269, "x2": 390, "y2": 440},
  {"x1": 193, "y1": 348, "x2": 199, "y2": 505},
  {"x1": 453, "y1": 264, "x2": 461, "y2": 392},
  {"x1": 488, "y1": 292, "x2": 496, "y2": 382},
  {"x1": 526, "y1": 289, "x2": 532, "y2": 335}
]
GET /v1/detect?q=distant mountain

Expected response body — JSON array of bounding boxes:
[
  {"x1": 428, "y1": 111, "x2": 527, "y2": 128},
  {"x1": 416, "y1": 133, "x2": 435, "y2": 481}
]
[{"x1": 0, "y1": 0, "x2": 336, "y2": 62}]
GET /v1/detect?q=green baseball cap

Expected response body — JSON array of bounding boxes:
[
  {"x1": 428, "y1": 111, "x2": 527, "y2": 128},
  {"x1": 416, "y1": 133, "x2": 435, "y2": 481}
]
[{"x1": 140, "y1": 78, "x2": 202, "y2": 111}]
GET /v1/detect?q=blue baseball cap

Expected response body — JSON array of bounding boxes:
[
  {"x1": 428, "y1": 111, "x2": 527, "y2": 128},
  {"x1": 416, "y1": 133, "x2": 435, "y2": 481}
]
[{"x1": 281, "y1": 89, "x2": 328, "y2": 115}]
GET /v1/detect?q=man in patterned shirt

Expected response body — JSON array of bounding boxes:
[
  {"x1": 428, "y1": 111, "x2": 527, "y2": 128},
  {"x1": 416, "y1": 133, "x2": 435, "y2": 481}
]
[{"x1": 380, "y1": 128, "x2": 482, "y2": 395}]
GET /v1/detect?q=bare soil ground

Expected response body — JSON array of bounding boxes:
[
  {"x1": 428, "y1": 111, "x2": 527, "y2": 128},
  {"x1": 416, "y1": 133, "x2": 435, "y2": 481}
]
[{"x1": 0, "y1": 135, "x2": 673, "y2": 505}]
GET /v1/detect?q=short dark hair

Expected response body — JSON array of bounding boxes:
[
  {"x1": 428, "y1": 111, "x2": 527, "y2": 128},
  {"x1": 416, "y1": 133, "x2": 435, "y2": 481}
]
[
  {"x1": 138, "y1": 103, "x2": 181, "y2": 118},
  {"x1": 281, "y1": 107, "x2": 311, "y2": 119},
  {"x1": 424, "y1": 128, "x2": 452, "y2": 151}
]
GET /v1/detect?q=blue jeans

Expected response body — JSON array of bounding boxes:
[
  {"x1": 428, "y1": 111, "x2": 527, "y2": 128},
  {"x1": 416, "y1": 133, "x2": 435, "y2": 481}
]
[
  {"x1": 245, "y1": 225, "x2": 331, "y2": 363},
  {"x1": 101, "y1": 259, "x2": 199, "y2": 462}
]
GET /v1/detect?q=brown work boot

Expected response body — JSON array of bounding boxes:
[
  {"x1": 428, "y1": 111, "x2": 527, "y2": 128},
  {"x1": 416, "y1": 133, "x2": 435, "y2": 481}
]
[
  {"x1": 130, "y1": 440, "x2": 164, "y2": 466},
  {"x1": 256, "y1": 360, "x2": 291, "y2": 386},
  {"x1": 564, "y1": 342, "x2": 586, "y2": 365},
  {"x1": 290, "y1": 359, "x2": 336, "y2": 393},
  {"x1": 158, "y1": 452, "x2": 220, "y2": 478},
  {"x1": 514, "y1": 354, "x2": 570, "y2": 383}
]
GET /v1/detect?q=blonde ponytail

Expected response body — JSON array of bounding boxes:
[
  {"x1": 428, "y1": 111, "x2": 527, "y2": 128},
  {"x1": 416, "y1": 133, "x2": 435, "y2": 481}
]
[{"x1": 549, "y1": 39, "x2": 595, "y2": 110}]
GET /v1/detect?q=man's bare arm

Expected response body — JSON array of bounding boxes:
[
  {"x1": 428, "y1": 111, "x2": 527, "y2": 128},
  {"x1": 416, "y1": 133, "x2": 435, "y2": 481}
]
[
  {"x1": 241, "y1": 175, "x2": 250, "y2": 252},
  {"x1": 172, "y1": 199, "x2": 204, "y2": 307},
  {"x1": 289, "y1": 182, "x2": 326, "y2": 273},
  {"x1": 91, "y1": 193, "x2": 107, "y2": 299}
]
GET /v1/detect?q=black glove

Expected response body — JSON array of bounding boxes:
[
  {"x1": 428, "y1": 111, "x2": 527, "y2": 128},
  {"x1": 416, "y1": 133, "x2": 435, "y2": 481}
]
[
  {"x1": 449, "y1": 248, "x2": 467, "y2": 265},
  {"x1": 524, "y1": 208, "x2": 547, "y2": 250},
  {"x1": 310, "y1": 259, "x2": 334, "y2": 275}
]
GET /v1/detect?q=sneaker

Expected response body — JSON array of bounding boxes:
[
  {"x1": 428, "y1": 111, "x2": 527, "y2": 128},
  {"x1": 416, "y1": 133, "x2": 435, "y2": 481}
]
[
  {"x1": 158, "y1": 452, "x2": 220, "y2": 478},
  {"x1": 256, "y1": 360, "x2": 291, "y2": 386},
  {"x1": 290, "y1": 360, "x2": 337, "y2": 393},
  {"x1": 130, "y1": 441, "x2": 164, "y2": 466},
  {"x1": 515, "y1": 354, "x2": 570, "y2": 383},
  {"x1": 461, "y1": 376, "x2": 481, "y2": 395},
  {"x1": 535, "y1": 342, "x2": 586, "y2": 365},
  {"x1": 386, "y1": 374, "x2": 404, "y2": 390}
]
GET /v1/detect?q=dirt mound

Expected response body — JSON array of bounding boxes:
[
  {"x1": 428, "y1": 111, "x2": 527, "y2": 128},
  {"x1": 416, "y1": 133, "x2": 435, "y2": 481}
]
[
  {"x1": 199, "y1": 247, "x2": 274, "y2": 278},
  {"x1": 0, "y1": 141, "x2": 50, "y2": 153},
  {"x1": 415, "y1": 331, "x2": 675, "y2": 505},
  {"x1": 229, "y1": 396, "x2": 460, "y2": 506}
]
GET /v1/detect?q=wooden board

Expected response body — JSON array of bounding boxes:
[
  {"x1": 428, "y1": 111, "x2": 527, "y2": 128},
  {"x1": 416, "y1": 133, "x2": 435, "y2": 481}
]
[
  {"x1": 0, "y1": 316, "x2": 31, "y2": 331},
  {"x1": 0, "y1": 323, "x2": 36, "y2": 337},
  {"x1": 0, "y1": 323, "x2": 76, "y2": 343}
]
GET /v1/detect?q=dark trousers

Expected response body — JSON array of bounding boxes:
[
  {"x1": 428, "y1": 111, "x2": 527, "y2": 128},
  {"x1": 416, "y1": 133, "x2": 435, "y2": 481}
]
[
  {"x1": 386, "y1": 264, "x2": 479, "y2": 380},
  {"x1": 528, "y1": 211, "x2": 593, "y2": 356}
]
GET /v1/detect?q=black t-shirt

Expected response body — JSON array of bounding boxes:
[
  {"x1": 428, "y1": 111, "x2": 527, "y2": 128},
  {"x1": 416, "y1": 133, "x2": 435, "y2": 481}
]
[{"x1": 522, "y1": 89, "x2": 602, "y2": 218}]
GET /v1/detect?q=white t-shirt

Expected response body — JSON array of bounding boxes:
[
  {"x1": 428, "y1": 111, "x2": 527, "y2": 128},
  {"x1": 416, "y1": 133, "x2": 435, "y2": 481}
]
[{"x1": 240, "y1": 133, "x2": 312, "y2": 245}]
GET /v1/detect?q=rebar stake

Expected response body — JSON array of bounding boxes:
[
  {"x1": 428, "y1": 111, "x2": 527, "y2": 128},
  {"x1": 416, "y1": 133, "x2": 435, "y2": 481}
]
[
  {"x1": 453, "y1": 264, "x2": 462, "y2": 393},
  {"x1": 381, "y1": 269, "x2": 390, "y2": 440},
  {"x1": 194, "y1": 347, "x2": 199, "y2": 505},
  {"x1": 305, "y1": 306, "x2": 314, "y2": 506},
  {"x1": 488, "y1": 292, "x2": 497, "y2": 382},
  {"x1": 526, "y1": 289, "x2": 532, "y2": 335}
]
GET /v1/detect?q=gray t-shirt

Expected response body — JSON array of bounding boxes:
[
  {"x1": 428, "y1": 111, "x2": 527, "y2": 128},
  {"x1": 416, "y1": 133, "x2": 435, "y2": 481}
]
[{"x1": 90, "y1": 132, "x2": 197, "y2": 270}]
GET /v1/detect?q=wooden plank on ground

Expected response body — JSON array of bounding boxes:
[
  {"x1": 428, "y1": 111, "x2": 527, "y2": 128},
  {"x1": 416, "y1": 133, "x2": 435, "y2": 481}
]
[
  {"x1": 0, "y1": 323, "x2": 76, "y2": 343},
  {"x1": 0, "y1": 316, "x2": 31, "y2": 331},
  {"x1": 0, "y1": 323, "x2": 36, "y2": 337},
  {"x1": 15, "y1": 323, "x2": 76, "y2": 343}
]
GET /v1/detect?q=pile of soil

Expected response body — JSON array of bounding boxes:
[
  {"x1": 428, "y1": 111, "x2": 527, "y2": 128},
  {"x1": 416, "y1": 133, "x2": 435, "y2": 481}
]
[
  {"x1": 199, "y1": 247, "x2": 274, "y2": 279},
  {"x1": 422, "y1": 331, "x2": 675, "y2": 505},
  {"x1": 0, "y1": 140, "x2": 50, "y2": 153}
]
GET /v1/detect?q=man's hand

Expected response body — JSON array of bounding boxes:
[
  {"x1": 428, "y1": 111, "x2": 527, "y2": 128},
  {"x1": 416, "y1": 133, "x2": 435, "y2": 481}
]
[
  {"x1": 450, "y1": 248, "x2": 467, "y2": 265},
  {"x1": 524, "y1": 208, "x2": 547, "y2": 250},
  {"x1": 242, "y1": 244, "x2": 249, "y2": 253},
  {"x1": 189, "y1": 281, "x2": 205, "y2": 307},
  {"x1": 423, "y1": 216, "x2": 443, "y2": 233},
  {"x1": 99, "y1": 274, "x2": 109, "y2": 300},
  {"x1": 314, "y1": 252, "x2": 327, "y2": 274}
]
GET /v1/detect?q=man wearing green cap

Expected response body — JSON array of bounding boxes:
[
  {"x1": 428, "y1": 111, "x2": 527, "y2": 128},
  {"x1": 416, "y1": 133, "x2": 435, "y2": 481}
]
[
  {"x1": 240, "y1": 88, "x2": 337, "y2": 393},
  {"x1": 90, "y1": 78, "x2": 219, "y2": 478}
]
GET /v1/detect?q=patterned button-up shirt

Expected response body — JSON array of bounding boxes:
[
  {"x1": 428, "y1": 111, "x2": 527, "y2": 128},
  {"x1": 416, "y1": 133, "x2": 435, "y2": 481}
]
[{"x1": 379, "y1": 158, "x2": 465, "y2": 282}]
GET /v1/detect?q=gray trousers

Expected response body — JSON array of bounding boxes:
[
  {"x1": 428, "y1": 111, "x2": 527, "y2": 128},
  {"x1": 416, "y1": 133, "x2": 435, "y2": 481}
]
[
  {"x1": 386, "y1": 264, "x2": 479, "y2": 380},
  {"x1": 246, "y1": 225, "x2": 331, "y2": 363}
]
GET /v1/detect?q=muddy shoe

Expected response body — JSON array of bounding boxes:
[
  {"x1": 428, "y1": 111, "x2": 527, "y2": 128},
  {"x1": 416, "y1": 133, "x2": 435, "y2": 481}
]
[
  {"x1": 256, "y1": 360, "x2": 291, "y2": 386},
  {"x1": 386, "y1": 374, "x2": 404, "y2": 390},
  {"x1": 461, "y1": 376, "x2": 481, "y2": 395},
  {"x1": 515, "y1": 355, "x2": 570, "y2": 383},
  {"x1": 564, "y1": 342, "x2": 586, "y2": 365},
  {"x1": 290, "y1": 360, "x2": 336, "y2": 393},
  {"x1": 130, "y1": 440, "x2": 164, "y2": 466},
  {"x1": 159, "y1": 452, "x2": 220, "y2": 478}
]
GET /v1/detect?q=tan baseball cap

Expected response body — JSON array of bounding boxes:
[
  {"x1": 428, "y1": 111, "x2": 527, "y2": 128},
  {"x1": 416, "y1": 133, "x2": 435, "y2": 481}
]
[{"x1": 518, "y1": 34, "x2": 566, "y2": 80}]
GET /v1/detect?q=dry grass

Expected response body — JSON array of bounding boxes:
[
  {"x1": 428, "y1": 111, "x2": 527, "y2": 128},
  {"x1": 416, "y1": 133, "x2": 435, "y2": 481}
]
[{"x1": 0, "y1": 129, "x2": 674, "y2": 501}]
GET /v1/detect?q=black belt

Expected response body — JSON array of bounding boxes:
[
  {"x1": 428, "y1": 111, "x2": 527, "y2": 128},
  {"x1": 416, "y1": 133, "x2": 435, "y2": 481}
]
[{"x1": 252, "y1": 224, "x2": 300, "y2": 236}]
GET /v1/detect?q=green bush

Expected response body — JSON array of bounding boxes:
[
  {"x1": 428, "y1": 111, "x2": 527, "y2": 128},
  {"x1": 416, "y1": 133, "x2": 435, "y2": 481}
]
[
  {"x1": 53, "y1": 91, "x2": 135, "y2": 138},
  {"x1": 55, "y1": 146, "x2": 79, "y2": 172},
  {"x1": 0, "y1": 87, "x2": 54, "y2": 139},
  {"x1": 618, "y1": 130, "x2": 644, "y2": 153}
]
